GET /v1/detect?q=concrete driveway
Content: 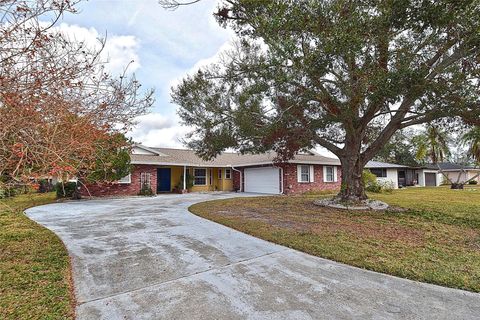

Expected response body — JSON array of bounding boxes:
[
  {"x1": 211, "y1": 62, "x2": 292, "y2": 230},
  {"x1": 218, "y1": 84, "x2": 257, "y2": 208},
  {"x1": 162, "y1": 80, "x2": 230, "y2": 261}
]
[{"x1": 26, "y1": 193, "x2": 479, "y2": 320}]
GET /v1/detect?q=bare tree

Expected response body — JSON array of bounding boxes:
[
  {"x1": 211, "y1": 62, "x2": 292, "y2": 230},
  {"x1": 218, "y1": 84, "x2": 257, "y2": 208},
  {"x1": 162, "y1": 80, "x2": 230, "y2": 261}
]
[{"x1": 0, "y1": 1, "x2": 154, "y2": 187}]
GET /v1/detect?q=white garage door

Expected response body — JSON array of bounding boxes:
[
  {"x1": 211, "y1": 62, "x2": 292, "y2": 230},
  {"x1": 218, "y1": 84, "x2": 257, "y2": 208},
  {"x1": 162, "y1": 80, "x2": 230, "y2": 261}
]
[{"x1": 244, "y1": 167, "x2": 280, "y2": 194}]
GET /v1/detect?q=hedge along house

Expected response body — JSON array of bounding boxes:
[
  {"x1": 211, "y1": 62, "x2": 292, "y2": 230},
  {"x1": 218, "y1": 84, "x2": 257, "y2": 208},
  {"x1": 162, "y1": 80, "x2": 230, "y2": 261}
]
[{"x1": 80, "y1": 145, "x2": 344, "y2": 197}]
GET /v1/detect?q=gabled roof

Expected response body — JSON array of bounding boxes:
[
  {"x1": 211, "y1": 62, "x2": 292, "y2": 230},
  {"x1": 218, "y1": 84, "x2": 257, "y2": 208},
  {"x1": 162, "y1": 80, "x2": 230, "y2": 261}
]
[
  {"x1": 130, "y1": 145, "x2": 412, "y2": 169},
  {"x1": 130, "y1": 146, "x2": 341, "y2": 167},
  {"x1": 131, "y1": 144, "x2": 163, "y2": 155}
]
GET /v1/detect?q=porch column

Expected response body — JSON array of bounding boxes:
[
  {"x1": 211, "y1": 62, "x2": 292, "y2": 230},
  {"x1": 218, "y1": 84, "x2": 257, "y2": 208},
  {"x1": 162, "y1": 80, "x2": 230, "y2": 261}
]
[{"x1": 183, "y1": 165, "x2": 187, "y2": 191}]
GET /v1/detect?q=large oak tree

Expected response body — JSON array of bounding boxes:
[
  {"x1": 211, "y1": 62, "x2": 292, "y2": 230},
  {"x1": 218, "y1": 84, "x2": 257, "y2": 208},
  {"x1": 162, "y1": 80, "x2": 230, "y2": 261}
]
[{"x1": 169, "y1": 0, "x2": 480, "y2": 201}]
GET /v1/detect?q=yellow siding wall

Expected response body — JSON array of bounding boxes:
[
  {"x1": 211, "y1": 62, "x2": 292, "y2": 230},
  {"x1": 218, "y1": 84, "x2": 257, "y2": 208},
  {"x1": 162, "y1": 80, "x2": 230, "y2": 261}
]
[
  {"x1": 188, "y1": 167, "x2": 234, "y2": 192},
  {"x1": 222, "y1": 168, "x2": 233, "y2": 191},
  {"x1": 171, "y1": 166, "x2": 183, "y2": 190},
  {"x1": 213, "y1": 168, "x2": 233, "y2": 191}
]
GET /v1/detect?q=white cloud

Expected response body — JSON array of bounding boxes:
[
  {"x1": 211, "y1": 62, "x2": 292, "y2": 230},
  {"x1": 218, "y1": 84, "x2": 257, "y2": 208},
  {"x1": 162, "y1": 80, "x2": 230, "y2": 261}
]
[
  {"x1": 51, "y1": 22, "x2": 141, "y2": 75},
  {"x1": 103, "y1": 35, "x2": 140, "y2": 75},
  {"x1": 128, "y1": 113, "x2": 191, "y2": 148},
  {"x1": 131, "y1": 113, "x2": 174, "y2": 136},
  {"x1": 57, "y1": 0, "x2": 234, "y2": 149}
]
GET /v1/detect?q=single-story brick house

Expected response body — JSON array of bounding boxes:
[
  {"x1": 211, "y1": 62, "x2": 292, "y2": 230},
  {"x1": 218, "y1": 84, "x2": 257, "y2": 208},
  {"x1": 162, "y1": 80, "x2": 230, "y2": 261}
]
[
  {"x1": 81, "y1": 145, "x2": 424, "y2": 197},
  {"x1": 81, "y1": 145, "x2": 343, "y2": 196}
]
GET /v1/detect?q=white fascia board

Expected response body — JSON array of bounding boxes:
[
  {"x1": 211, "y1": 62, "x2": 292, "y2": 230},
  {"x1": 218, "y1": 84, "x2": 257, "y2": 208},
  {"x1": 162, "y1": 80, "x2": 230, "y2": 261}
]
[
  {"x1": 232, "y1": 160, "x2": 340, "y2": 167},
  {"x1": 131, "y1": 160, "x2": 232, "y2": 167},
  {"x1": 132, "y1": 144, "x2": 164, "y2": 156}
]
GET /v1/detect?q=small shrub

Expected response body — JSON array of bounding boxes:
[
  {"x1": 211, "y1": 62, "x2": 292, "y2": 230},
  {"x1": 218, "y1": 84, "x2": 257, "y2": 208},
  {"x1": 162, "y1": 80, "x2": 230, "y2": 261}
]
[
  {"x1": 0, "y1": 187, "x2": 15, "y2": 199},
  {"x1": 138, "y1": 183, "x2": 154, "y2": 196},
  {"x1": 178, "y1": 173, "x2": 194, "y2": 190},
  {"x1": 468, "y1": 180, "x2": 478, "y2": 185},
  {"x1": 378, "y1": 180, "x2": 395, "y2": 193},
  {"x1": 363, "y1": 170, "x2": 394, "y2": 193},
  {"x1": 55, "y1": 182, "x2": 78, "y2": 198},
  {"x1": 366, "y1": 183, "x2": 382, "y2": 193},
  {"x1": 0, "y1": 185, "x2": 25, "y2": 198},
  {"x1": 38, "y1": 179, "x2": 54, "y2": 193},
  {"x1": 363, "y1": 170, "x2": 382, "y2": 193}
]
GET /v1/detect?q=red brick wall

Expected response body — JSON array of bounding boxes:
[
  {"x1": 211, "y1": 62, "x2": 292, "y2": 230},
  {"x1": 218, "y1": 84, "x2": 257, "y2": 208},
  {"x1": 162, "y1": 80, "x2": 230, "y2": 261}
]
[
  {"x1": 280, "y1": 163, "x2": 341, "y2": 194},
  {"x1": 233, "y1": 169, "x2": 242, "y2": 191},
  {"x1": 80, "y1": 165, "x2": 158, "y2": 197},
  {"x1": 234, "y1": 164, "x2": 341, "y2": 195}
]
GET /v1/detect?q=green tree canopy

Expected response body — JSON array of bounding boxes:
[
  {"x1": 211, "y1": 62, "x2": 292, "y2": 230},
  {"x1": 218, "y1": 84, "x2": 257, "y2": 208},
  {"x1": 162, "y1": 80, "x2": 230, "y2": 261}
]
[
  {"x1": 171, "y1": 0, "x2": 480, "y2": 201},
  {"x1": 374, "y1": 130, "x2": 419, "y2": 166}
]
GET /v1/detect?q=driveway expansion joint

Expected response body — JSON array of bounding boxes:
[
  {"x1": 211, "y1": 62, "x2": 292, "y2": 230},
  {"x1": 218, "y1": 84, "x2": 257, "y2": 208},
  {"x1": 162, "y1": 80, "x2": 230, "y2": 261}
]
[{"x1": 77, "y1": 248, "x2": 289, "y2": 305}]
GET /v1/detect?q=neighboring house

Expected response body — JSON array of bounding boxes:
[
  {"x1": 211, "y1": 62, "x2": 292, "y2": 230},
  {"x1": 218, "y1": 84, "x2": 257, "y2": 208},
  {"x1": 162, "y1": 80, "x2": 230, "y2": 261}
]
[
  {"x1": 81, "y1": 145, "x2": 342, "y2": 196},
  {"x1": 364, "y1": 161, "x2": 408, "y2": 189},
  {"x1": 423, "y1": 163, "x2": 480, "y2": 185},
  {"x1": 365, "y1": 161, "x2": 480, "y2": 188},
  {"x1": 365, "y1": 161, "x2": 445, "y2": 187}
]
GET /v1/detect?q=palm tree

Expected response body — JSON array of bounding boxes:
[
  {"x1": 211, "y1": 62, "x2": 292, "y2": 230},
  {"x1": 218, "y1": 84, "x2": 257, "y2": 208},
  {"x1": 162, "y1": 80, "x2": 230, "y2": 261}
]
[
  {"x1": 461, "y1": 126, "x2": 480, "y2": 164},
  {"x1": 413, "y1": 126, "x2": 451, "y2": 165},
  {"x1": 412, "y1": 125, "x2": 457, "y2": 187}
]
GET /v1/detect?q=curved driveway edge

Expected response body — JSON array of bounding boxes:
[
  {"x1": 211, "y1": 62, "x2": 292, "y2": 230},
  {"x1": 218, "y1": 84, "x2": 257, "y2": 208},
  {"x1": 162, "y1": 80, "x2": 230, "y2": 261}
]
[{"x1": 26, "y1": 193, "x2": 480, "y2": 319}]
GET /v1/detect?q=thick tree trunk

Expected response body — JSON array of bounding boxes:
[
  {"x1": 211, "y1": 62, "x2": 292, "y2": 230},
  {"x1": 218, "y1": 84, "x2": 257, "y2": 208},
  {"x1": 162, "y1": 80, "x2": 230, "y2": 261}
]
[{"x1": 338, "y1": 155, "x2": 367, "y2": 202}]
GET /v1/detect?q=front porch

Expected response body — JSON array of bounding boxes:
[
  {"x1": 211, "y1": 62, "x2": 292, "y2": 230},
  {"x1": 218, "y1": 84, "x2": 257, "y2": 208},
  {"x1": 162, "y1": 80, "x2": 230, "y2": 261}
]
[{"x1": 154, "y1": 166, "x2": 235, "y2": 193}]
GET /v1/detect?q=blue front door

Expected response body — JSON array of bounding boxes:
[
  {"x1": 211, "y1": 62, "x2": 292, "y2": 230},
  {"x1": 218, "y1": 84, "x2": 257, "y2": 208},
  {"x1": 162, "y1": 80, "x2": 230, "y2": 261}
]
[{"x1": 157, "y1": 168, "x2": 171, "y2": 192}]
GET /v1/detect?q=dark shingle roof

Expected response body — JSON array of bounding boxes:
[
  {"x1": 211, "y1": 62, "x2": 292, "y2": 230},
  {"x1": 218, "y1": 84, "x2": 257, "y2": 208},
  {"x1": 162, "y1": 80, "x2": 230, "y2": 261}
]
[{"x1": 423, "y1": 163, "x2": 479, "y2": 170}]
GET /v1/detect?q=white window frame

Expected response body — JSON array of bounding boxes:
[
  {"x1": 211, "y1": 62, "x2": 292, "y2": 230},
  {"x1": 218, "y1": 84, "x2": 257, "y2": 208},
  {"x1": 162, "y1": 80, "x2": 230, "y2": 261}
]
[
  {"x1": 323, "y1": 166, "x2": 337, "y2": 182},
  {"x1": 297, "y1": 165, "x2": 309, "y2": 183},
  {"x1": 225, "y1": 168, "x2": 232, "y2": 179},
  {"x1": 297, "y1": 165, "x2": 314, "y2": 183},
  {"x1": 209, "y1": 168, "x2": 213, "y2": 185},
  {"x1": 218, "y1": 168, "x2": 222, "y2": 179},
  {"x1": 193, "y1": 168, "x2": 207, "y2": 186},
  {"x1": 118, "y1": 173, "x2": 131, "y2": 184}
]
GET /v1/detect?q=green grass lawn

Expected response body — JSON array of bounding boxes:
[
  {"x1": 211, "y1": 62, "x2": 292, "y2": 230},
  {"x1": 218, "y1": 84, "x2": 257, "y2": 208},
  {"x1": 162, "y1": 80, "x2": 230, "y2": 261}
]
[
  {"x1": 372, "y1": 186, "x2": 480, "y2": 227},
  {"x1": 190, "y1": 186, "x2": 480, "y2": 292},
  {"x1": 0, "y1": 193, "x2": 74, "y2": 319}
]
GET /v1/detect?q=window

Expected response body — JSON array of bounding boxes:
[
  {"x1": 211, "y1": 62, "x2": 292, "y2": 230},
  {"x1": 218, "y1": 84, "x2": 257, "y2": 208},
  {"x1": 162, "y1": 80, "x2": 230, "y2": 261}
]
[
  {"x1": 209, "y1": 169, "x2": 213, "y2": 185},
  {"x1": 299, "y1": 165, "x2": 310, "y2": 182},
  {"x1": 225, "y1": 168, "x2": 232, "y2": 179},
  {"x1": 140, "y1": 172, "x2": 151, "y2": 187},
  {"x1": 119, "y1": 174, "x2": 131, "y2": 184},
  {"x1": 325, "y1": 166, "x2": 335, "y2": 182},
  {"x1": 218, "y1": 169, "x2": 222, "y2": 179},
  {"x1": 194, "y1": 168, "x2": 207, "y2": 185},
  {"x1": 370, "y1": 168, "x2": 387, "y2": 178}
]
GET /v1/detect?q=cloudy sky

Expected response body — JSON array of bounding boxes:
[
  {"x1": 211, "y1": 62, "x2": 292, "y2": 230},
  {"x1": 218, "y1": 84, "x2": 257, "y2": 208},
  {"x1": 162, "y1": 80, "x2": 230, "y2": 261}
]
[{"x1": 57, "y1": 0, "x2": 232, "y2": 148}]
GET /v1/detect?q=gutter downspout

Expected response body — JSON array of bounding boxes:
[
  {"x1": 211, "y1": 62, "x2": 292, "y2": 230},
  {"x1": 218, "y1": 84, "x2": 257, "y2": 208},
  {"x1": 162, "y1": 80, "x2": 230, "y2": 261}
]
[
  {"x1": 231, "y1": 166, "x2": 242, "y2": 192},
  {"x1": 183, "y1": 165, "x2": 187, "y2": 191}
]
